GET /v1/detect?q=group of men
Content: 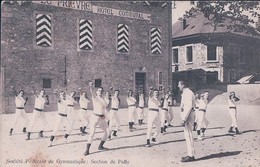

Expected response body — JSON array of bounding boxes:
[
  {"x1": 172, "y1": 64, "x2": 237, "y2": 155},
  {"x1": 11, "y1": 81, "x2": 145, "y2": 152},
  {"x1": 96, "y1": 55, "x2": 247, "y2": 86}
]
[{"x1": 9, "y1": 80, "x2": 240, "y2": 162}]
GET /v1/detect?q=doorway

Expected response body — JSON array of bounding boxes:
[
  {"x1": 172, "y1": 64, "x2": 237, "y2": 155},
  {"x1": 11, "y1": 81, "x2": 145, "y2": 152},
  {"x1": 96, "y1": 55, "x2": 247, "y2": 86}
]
[{"x1": 135, "y1": 72, "x2": 146, "y2": 95}]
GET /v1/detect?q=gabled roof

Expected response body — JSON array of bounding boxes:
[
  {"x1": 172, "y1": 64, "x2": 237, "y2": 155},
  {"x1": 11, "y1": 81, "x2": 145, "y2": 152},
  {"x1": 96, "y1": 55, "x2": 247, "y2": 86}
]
[{"x1": 172, "y1": 12, "x2": 260, "y2": 39}]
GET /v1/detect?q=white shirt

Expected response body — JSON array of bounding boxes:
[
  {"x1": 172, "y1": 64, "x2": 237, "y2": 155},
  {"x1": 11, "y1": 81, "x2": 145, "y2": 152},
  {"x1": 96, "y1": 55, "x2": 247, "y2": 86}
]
[
  {"x1": 111, "y1": 96, "x2": 120, "y2": 109},
  {"x1": 198, "y1": 99, "x2": 208, "y2": 110},
  {"x1": 92, "y1": 96, "x2": 107, "y2": 115},
  {"x1": 15, "y1": 96, "x2": 25, "y2": 108},
  {"x1": 79, "y1": 96, "x2": 90, "y2": 109},
  {"x1": 66, "y1": 96, "x2": 77, "y2": 106},
  {"x1": 228, "y1": 98, "x2": 236, "y2": 108},
  {"x1": 34, "y1": 96, "x2": 46, "y2": 110},
  {"x1": 148, "y1": 97, "x2": 160, "y2": 110},
  {"x1": 162, "y1": 98, "x2": 169, "y2": 109},
  {"x1": 127, "y1": 97, "x2": 136, "y2": 106},
  {"x1": 139, "y1": 98, "x2": 144, "y2": 108},
  {"x1": 180, "y1": 88, "x2": 195, "y2": 121},
  {"x1": 58, "y1": 99, "x2": 67, "y2": 115},
  {"x1": 195, "y1": 99, "x2": 200, "y2": 109}
]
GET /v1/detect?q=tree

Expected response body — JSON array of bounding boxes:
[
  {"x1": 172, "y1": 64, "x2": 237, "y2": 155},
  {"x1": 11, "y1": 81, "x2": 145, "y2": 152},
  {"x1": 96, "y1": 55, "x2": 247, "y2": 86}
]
[{"x1": 183, "y1": 1, "x2": 260, "y2": 36}]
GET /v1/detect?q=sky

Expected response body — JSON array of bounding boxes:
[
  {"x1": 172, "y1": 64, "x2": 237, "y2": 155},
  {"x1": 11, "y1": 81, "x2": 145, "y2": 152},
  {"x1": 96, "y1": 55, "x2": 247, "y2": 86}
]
[
  {"x1": 171, "y1": 1, "x2": 259, "y2": 27},
  {"x1": 172, "y1": 1, "x2": 194, "y2": 24}
]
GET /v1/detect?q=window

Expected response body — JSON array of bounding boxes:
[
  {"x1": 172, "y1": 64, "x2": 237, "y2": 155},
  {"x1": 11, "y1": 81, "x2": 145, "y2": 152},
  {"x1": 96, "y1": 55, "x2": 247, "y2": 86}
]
[
  {"x1": 79, "y1": 19, "x2": 93, "y2": 50},
  {"x1": 159, "y1": 72, "x2": 163, "y2": 85},
  {"x1": 43, "y1": 79, "x2": 51, "y2": 88},
  {"x1": 207, "y1": 45, "x2": 217, "y2": 61},
  {"x1": 172, "y1": 48, "x2": 178, "y2": 64},
  {"x1": 117, "y1": 24, "x2": 129, "y2": 53},
  {"x1": 186, "y1": 45, "x2": 193, "y2": 63},
  {"x1": 151, "y1": 27, "x2": 162, "y2": 54},
  {"x1": 36, "y1": 14, "x2": 52, "y2": 47},
  {"x1": 95, "y1": 79, "x2": 102, "y2": 88}
]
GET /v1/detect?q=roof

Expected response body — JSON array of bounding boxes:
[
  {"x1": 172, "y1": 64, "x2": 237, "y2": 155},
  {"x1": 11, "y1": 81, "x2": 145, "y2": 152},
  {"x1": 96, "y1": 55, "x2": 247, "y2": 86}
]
[{"x1": 172, "y1": 12, "x2": 260, "y2": 39}]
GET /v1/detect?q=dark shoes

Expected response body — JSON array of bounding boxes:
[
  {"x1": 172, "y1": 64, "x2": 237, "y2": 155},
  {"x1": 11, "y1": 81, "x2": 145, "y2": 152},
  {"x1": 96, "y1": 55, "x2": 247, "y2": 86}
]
[
  {"x1": 113, "y1": 131, "x2": 117, "y2": 137},
  {"x1": 39, "y1": 130, "x2": 44, "y2": 137},
  {"x1": 181, "y1": 156, "x2": 195, "y2": 162},
  {"x1": 9, "y1": 128, "x2": 13, "y2": 136},
  {"x1": 98, "y1": 140, "x2": 108, "y2": 150},
  {"x1": 27, "y1": 132, "x2": 31, "y2": 140},
  {"x1": 152, "y1": 137, "x2": 156, "y2": 142},
  {"x1": 228, "y1": 127, "x2": 235, "y2": 133},
  {"x1": 235, "y1": 127, "x2": 240, "y2": 134},
  {"x1": 146, "y1": 139, "x2": 151, "y2": 147},
  {"x1": 84, "y1": 144, "x2": 91, "y2": 156},
  {"x1": 23, "y1": 127, "x2": 27, "y2": 133}
]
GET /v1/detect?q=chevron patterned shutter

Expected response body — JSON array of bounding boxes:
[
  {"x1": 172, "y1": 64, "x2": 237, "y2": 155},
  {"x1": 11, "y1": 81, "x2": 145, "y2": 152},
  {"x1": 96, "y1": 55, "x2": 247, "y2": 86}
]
[
  {"x1": 79, "y1": 19, "x2": 93, "y2": 50},
  {"x1": 36, "y1": 14, "x2": 52, "y2": 47},
  {"x1": 151, "y1": 27, "x2": 162, "y2": 54},
  {"x1": 117, "y1": 24, "x2": 129, "y2": 53}
]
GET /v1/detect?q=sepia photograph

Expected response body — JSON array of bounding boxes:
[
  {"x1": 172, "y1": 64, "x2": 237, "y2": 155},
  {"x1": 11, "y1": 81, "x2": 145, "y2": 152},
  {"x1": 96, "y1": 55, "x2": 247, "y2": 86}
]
[{"x1": 1, "y1": 0, "x2": 260, "y2": 167}]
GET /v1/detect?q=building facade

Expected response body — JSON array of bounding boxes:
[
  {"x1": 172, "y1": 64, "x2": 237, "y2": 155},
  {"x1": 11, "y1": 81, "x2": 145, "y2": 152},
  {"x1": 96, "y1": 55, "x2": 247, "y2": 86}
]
[
  {"x1": 1, "y1": 1, "x2": 172, "y2": 113},
  {"x1": 171, "y1": 13, "x2": 260, "y2": 90}
]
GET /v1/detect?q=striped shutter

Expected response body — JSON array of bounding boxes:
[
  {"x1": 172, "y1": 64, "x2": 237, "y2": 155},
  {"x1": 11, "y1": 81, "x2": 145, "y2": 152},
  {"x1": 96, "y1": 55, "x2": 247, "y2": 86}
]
[
  {"x1": 151, "y1": 27, "x2": 162, "y2": 54},
  {"x1": 117, "y1": 24, "x2": 129, "y2": 53},
  {"x1": 79, "y1": 19, "x2": 93, "y2": 50},
  {"x1": 36, "y1": 14, "x2": 52, "y2": 47}
]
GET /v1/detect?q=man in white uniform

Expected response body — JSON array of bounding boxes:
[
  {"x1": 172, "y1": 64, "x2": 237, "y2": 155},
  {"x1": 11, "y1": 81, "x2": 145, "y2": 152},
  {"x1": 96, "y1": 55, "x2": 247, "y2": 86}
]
[
  {"x1": 49, "y1": 91, "x2": 69, "y2": 146},
  {"x1": 137, "y1": 92, "x2": 145, "y2": 125},
  {"x1": 179, "y1": 80, "x2": 196, "y2": 162},
  {"x1": 196, "y1": 92, "x2": 210, "y2": 140},
  {"x1": 167, "y1": 93, "x2": 174, "y2": 127},
  {"x1": 193, "y1": 92, "x2": 200, "y2": 131},
  {"x1": 104, "y1": 91, "x2": 111, "y2": 125},
  {"x1": 84, "y1": 83, "x2": 109, "y2": 156},
  {"x1": 146, "y1": 88, "x2": 161, "y2": 147},
  {"x1": 108, "y1": 90, "x2": 121, "y2": 139},
  {"x1": 27, "y1": 87, "x2": 49, "y2": 140},
  {"x1": 126, "y1": 90, "x2": 136, "y2": 132},
  {"x1": 160, "y1": 93, "x2": 170, "y2": 134},
  {"x1": 79, "y1": 91, "x2": 90, "y2": 134},
  {"x1": 64, "y1": 91, "x2": 78, "y2": 139},
  {"x1": 228, "y1": 91, "x2": 240, "y2": 134},
  {"x1": 9, "y1": 86, "x2": 29, "y2": 135}
]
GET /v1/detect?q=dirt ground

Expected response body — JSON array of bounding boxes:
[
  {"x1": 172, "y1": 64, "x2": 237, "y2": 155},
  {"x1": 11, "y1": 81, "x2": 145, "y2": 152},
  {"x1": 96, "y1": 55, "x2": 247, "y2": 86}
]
[{"x1": 1, "y1": 104, "x2": 260, "y2": 167}]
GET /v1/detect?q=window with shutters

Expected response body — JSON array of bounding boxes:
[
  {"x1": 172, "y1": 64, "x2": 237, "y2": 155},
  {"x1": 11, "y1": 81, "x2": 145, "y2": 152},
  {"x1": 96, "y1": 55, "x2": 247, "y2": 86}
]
[
  {"x1": 78, "y1": 19, "x2": 93, "y2": 51},
  {"x1": 117, "y1": 24, "x2": 129, "y2": 53},
  {"x1": 36, "y1": 13, "x2": 52, "y2": 47},
  {"x1": 151, "y1": 27, "x2": 162, "y2": 55}
]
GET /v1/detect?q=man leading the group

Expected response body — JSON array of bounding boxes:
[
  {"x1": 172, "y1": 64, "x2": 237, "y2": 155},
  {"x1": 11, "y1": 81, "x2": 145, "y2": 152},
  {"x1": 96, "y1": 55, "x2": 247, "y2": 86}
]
[
  {"x1": 178, "y1": 80, "x2": 196, "y2": 162},
  {"x1": 84, "y1": 82, "x2": 109, "y2": 156}
]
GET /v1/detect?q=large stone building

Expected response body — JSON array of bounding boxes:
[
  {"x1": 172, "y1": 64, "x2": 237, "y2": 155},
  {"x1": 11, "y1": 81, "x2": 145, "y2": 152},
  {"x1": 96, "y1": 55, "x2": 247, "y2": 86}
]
[
  {"x1": 171, "y1": 12, "x2": 260, "y2": 90},
  {"x1": 1, "y1": 1, "x2": 172, "y2": 113}
]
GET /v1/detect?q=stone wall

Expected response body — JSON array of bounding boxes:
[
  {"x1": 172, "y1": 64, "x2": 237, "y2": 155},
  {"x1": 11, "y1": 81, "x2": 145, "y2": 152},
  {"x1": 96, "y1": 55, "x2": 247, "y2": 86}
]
[{"x1": 1, "y1": 1, "x2": 172, "y2": 113}]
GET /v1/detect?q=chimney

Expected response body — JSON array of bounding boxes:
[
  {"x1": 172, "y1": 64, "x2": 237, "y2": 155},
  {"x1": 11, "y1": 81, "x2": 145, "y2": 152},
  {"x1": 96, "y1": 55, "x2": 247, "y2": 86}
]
[{"x1": 183, "y1": 19, "x2": 187, "y2": 30}]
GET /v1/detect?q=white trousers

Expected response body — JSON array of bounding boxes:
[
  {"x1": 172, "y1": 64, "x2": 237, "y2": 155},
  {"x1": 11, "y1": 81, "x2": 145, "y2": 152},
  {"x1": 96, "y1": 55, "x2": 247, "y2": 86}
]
[
  {"x1": 109, "y1": 110, "x2": 120, "y2": 132},
  {"x1": 168, "y1": 106, "x2": 174, "y2": 123},
  {"x1": 78, "y1": 109, "x2": 90, "y2": 127},
  {"x1": 28, "y1": 110, "x2": 47, "y2": 132},
  {"x1": 137, "y1": 107, "x2": 144, "y2": 120},
  {"x1": 67, "y1": 107, "x2": 75, "y2": 134},
  {"x1": 196, "y1": 110, "x2": 209, "y2": 130},
  {"x1": 160, "y1": 109, "x2": 170, "y2": 127},
  {"x1": 228, "y1": 108, "x2": 237, "y2": 127},
  {"x1": 52, "y1": 114, "x2": 70, "y2": 136},
  {"x1": 183, "y1": 111, "x2": 195, "y2": 157},
  {"x1": 87, "y1": 114, "x2": 108, "y2": 144},
  {"x1": 128, "y1": 106, "x2": 136, "y2": 122},
  {"x1": 12, "y1": 109, "x2": 29, "y2": 129},
  {"x1": 146, "y1": 110, "x2": 160, "y2": 139}
]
